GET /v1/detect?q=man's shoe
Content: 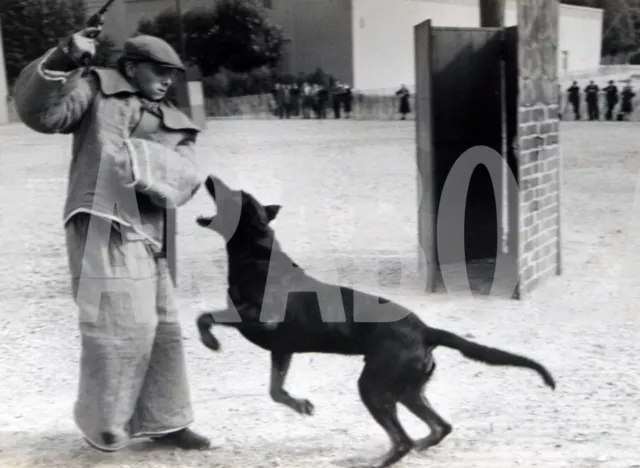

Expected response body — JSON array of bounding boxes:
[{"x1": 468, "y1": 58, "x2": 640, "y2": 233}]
[{"x1": 151, "y1": 428, "x2": 211, "y2": 450}]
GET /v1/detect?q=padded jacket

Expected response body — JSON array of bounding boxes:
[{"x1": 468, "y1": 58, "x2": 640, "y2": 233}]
[{"x1": 12, "y1": 45, "x2": 202, "y2": 248}]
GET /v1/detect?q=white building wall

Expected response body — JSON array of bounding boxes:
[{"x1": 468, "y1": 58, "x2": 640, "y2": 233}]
[
  {"x1": 351, "y1": 0, "x2": 602, "y2": 91},
  {"x1": 556, "y1": 4, "x2": 603, "y2": 74},
  {"x1": 268, "y1": 0, "x2": 354, "y2": 84},
  {"x1": 352, "y1": 0, "x2": 478, "y2": 91}
]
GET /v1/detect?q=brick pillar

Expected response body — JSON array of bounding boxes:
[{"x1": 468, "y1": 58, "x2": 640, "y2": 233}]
[{"x1": 516, "y1": 0, "x2": 561, "y2": 297}]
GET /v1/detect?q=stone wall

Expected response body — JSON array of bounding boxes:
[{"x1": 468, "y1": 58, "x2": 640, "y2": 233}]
[
  {"x1": 205, "y1": 93, "x2": 416, "y2": 121},
  {"x1": 517, "y1": 0, "x2": 561, "y2": 297}
]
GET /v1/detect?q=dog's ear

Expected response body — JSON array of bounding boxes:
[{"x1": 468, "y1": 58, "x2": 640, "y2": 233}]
[
  {"x1": 204, "y1": 176, "x2": 217, "y2": 199},
  {"x1": 264, "y1": 205, "x2": 281, "y2": 223}
]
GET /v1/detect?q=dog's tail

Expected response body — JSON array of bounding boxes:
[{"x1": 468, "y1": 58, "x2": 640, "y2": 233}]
[
  {"x1": 197, "y1": 313, "x2": 221, "y2": 351},
  {"x1": 425, "y1": 327, "x2": 556, "y2": 390}
]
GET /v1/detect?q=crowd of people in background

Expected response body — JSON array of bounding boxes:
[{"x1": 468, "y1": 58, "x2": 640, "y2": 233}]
[
  {"x1": 562, "y1": 79, "x2": 636, "y2": 121},
  {"x1": 269, "y1": 81, "x2": 414, "y2": 120},
  {"x1": 270, "y1": 81, "x2": 354, "y2": 119},
  {"x1": 269, "y1": 76, "x2": 638, "y2": 123}
]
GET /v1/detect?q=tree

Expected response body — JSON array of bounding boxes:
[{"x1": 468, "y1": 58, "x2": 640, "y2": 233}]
[
  {"x1": 138, "y1": 7, "x2": 218, "y2": 73},
  {"x1": 598, "y1": 0, "x2": 640, "y2": 58},
  {"x1": 208, "y1": 0, "x2": 284, "y2": 73},
  {"x1": 138, "y1": 0, "x2": 285, "y2": 76},
  {"x1": 1, "y1": 0, "x2": 85, "y2": 85},
  {"x1": 478, "y1": 0, "x2": 640, "y2": 61},
  {"x1": 561, "y1": 0, "x2": 640, "y2": 59}
]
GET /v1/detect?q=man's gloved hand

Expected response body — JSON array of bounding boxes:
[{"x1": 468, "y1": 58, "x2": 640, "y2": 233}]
[{"x1": 65, "y1": 26, "x2": 102, "y2": 65}]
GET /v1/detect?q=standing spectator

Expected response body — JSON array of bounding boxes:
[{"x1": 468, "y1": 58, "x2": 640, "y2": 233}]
[
  {"x1": 603, "y1": 80, "x2": 619, "y2": 121},
  {"x1": 270, "y1": 83, "x2": 278, "y2": 117},
  {"x1": 567, "y1": 81, "x2": 581, "y2": 120},
  {"x1": 396, "y1": 84, "x2": 411, "y2": 120},
  {"x1": 620, "y1": 82, "x2": 636, "y2": 121},
  {"x1": 301, "y1": 82, "x2": 313, "y2": 119},
  {"x1": 282, "y1": 84, "x2": 292, "y2": 119},
  {"x1": 317, "y1": 84, "x2": 329, "y2": 119},
  {"x1": 273, "y1": 83, "x2": 285, "y2": 118},
  {"x1": 331, "y1": 82, "x2": 344, "y2": 119},
  {"x1": 289, "y1": 83, "x2": 301, "y2": 117},
  {"x1": 343, "y1": 85, "x2": 353, "y2": 119},
  {"x1": 311, "y1": 84, "x2": 321, "y2": 118},
  {"x1": 584, "y1": 80, "x2": 600, "y2": 121}
]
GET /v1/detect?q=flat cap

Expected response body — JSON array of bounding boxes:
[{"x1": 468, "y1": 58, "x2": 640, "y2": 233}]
[{"x1": 122, "y1": 35, "x2": 185, "y2": 71}]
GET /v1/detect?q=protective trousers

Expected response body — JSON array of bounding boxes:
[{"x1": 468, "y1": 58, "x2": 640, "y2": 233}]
[{"x1": 65, "y1": 213, "x2": 193, "y2": 451}]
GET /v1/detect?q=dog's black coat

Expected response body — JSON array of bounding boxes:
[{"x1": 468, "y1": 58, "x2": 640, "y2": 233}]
[{"x1": 196, "y1": 175, "x2": 556, "y2": 468}]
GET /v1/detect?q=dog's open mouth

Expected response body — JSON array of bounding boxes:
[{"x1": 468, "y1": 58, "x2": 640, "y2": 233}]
[
  {"x1": 197, "y1": 213, "x2": 219, "y2": 228},
  {"x1": 197, "y1": 177, "x2": 219, "y2": 228},
  {"x1": 196, "y1": 216, "x2": 211, "y2": 227}
]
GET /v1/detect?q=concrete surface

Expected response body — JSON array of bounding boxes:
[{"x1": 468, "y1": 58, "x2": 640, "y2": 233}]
[{"x1": 1, "y1": 119, "x2": 639, "y2": 467}]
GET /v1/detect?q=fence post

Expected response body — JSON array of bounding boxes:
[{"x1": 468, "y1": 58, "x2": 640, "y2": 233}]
[{"x1": 175, "y1": 65, "x2": 207, "y2": 129}]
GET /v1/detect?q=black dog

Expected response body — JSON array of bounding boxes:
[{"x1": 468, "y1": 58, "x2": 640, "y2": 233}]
[{"x1": 195, "y1": 175, "x2": 556, "y2": 468}]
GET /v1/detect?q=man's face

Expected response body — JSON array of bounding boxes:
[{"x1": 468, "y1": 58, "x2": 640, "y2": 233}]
[{"x1": 126, "y1": 61, "x2": 177, "y2": 101}]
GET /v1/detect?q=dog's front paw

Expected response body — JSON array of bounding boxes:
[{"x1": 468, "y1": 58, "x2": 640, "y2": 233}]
[
  {"x1": 292, "y1": 398, "x2": 314, "y2": 416},
  {"x1": 196, "y1": 313, "x2": 221, "y2": 351},
  {"x1": 200, "y1": 332, "x2": 221, "y2": 351}
]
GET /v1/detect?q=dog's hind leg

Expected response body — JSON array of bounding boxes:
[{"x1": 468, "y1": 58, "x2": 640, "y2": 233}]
[
  {"x1": 398, "y1": 356, "x2": 452, "y2": 451},
  {"x1": 349, "y1": 364, "x2": 413, "y2": 468},
  {"x1": 400, "y1": 389, "x2": 452, "y2": 451},
  {"x1": 269, "y1": 352, "x2": 314, "y2": 416}
]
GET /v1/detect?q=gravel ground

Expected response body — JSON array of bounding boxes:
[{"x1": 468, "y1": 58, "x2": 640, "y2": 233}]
[{"x1": 1, "y1": 119, "x2": 640, "y2": 468}]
